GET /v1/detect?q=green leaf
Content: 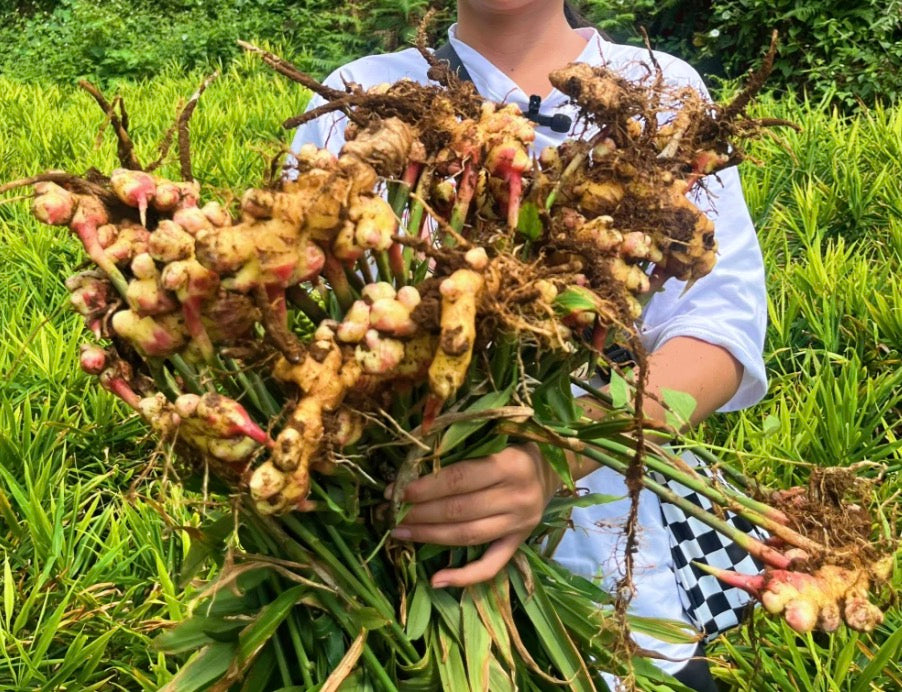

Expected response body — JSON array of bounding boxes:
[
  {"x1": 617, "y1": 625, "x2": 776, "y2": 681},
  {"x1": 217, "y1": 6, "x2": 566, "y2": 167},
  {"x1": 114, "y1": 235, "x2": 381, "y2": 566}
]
[
  {"x1": 571, "y1": 416, "x2": 635, "y2": 440},
  {"x1": 516, "y1": 201, "x2": 543, "y2": 240},
  {"x1": 608, "y1": 369, "x2": 631, "y2": 410},
  {"x1": 178, "y1": 515, "x2": 235, "y2": 587},
  {"x1": 542, "y1": 492, "x2": 623, "y2": 521},
  {"x1": 489, "y1": 336, "x2": 517, "y2": 386},
  {"x1": 205, "y1": 568, "x2": 272, "y2": 617},
  {"x1": 522, "y1": 545, "x2": 613, "y2": 605},
  {"x1": 461, "y1": 590, "x2": 492, "y2": 691},
  {"x1": 830, "y1": 630, "x2": 859, "y2": 684},
  {"x1": 508, "y1": 561, "x2": 595, "y2": 692},
  {"x1": 438, "y1": 383, "x2": 514, "y2": 455},
  {"x1": 523, "y1": 549, "x2": 694, "y2": 686},
  {"x1": 428, "y1": 588, "x2": 463, "y2": 645},
  {"x1": 205, "y1": 617, "x2": 252, "y2": 643},
  {"x1": 416, "y1": 543, "x2": 449, "y2": 562},
  {"x1": 626, "y1": 615, "x2": 699, "y2": 645},
  {"x1": 851, "y1": 625, "x2": 902, "y2": 692},
  {"x1": 469, "y1": 579, "x2": 514, "y2": 670},
  {"x1": 0, "y1": 487, "x2": 23, "y2": 542},
  {"x1": 488, "y1": 658, "x2": 516, "y2": 692},
  {"x1": 533, "y1": 366, "x2": 579, "y2": 426},
  {"x1": 160, "y1": 641, "x2": 238, "y2": 692},
  {"x1": 553, "y1": 286, "x2": 599, "y2": 314},
  {"x1": 31, "y1": 588, "x2": 74, "y2": 665},
  {"x1": 310, "y1": 478, "x2": 360, "y2": 523},
  {"x1": 3, "y1": 556, "x2": 13, "y2": 630},
  {"x1": 627, "y1": 658, "x2": 695, "y2": 691},
  {"x1": 433, "y1": 622, "x2": 470, "y2": 691},
  {"x1": 762, "y1": 413, "x2": 781, "y2": 437},
  {"x1": 239, "y1": 644, "x2": 276, "y2": 692},
  {"x1": 538, "y1": 443, "x2": 573, "y2": 489},
  {"x1": 446, "y1": 434, "x2": 508, "y2": 462},
  {"x1": 781, "y1": 621, "x2": 815, "y2": 690},
  {"x1": 237, "y1": 585, "x2": 307, "y2": 665},
  {"x1": 406, "y1": 580, "x2": 432, "y2": 641},
  {"x1": 155, "y1": 615, "x2": 245, "y2": 654},
  {"x1": 347, "y1": 606, "x2": 390, "y2": 631},
  {"x1": 660, "y1": 388, "x2": 697, "y2": 431}
]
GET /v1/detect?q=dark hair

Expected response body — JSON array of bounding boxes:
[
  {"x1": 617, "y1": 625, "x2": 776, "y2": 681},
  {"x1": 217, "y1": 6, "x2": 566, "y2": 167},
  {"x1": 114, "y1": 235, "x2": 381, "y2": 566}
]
[
  {"x1": 563, "y1": 1, "x2": 594, "y2": 29},
  {"x1": 563, "y1": 1, "x2": 613, "y2": 40}
]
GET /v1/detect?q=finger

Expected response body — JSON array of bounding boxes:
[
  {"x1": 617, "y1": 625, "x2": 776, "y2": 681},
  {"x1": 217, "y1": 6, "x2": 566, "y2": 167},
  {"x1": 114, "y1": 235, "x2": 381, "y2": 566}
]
[
  {"x1": 392, "y1": 513, "x2": 513, "y2": 547},
  {"x1": 430, "y1": 533, "x2": 523, "y2": 588},
  {"x1": 393, "y1": 457, "x2": 506, "y2": 503},
  {"x1": 401, "y1": 487, "x2": 509, "y2": 525}
]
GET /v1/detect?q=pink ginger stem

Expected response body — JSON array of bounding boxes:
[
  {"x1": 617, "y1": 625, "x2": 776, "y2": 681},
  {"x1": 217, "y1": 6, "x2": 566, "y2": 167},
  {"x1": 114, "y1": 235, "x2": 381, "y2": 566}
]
[
  {"x1": 591, "y1": 323, "x2": 608, "y2": 352},
  {"x1": 181, "y1": 296, "x2": 214, "y2": 362},
  {"x1": 100, "y1": 373, "x2": 142, "y2": 410},
  {"x1": 389, "y1": 244, "x2": 405, "y2": 283},
  {"x1": 218, "y1": 401, "x2": 274, "y2": 448},
  {"x1": 234, "y1": 418, "x2": 274, "y2": 448},
  {"x1": 692, "y1": 562, "x2": 766, "y2": 597},
  {"x1": 449, "y1": 161, "x2": 478, "y2": 236},
  {"x1": 265, "y1": 283, "x2": 288, "y2": 324},
  {"x1": 402, "y1": 161, "x2": 422, "y2": 188},
  {"x1": 507, "y1": 172, "x2": 523, "y2": 230},
  {"x1": 137, "y1": 195, "x2": 149, "y2": 228},
  {"x1": 71, "y1": 221, "x2": 129, "y2": 297},
  {"x1": 421, "y1": 394, "x2": 444, "y2": 434}
]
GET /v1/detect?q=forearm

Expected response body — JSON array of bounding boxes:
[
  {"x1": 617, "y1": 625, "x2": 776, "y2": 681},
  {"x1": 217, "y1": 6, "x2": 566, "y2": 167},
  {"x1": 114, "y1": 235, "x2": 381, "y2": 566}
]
[
  {"x1": 566, "y1": 335, "x2": 744, "y2": 482},
  {"x1": 644, "y1": 335, "x2": 744, "y2": 427}
]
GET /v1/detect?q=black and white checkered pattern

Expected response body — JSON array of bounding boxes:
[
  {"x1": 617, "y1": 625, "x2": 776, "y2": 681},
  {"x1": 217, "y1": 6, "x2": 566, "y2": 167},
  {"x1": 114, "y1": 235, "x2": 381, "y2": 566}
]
[{"x1": 653, "y1": 460, "x2": 768, "y2": 641}]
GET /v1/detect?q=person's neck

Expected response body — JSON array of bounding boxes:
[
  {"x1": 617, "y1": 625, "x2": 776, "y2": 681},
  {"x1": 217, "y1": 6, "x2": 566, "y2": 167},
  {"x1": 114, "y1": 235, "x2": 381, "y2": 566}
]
[{"x1": 455, "y1": 6, "x2": 587, "y2": 97}]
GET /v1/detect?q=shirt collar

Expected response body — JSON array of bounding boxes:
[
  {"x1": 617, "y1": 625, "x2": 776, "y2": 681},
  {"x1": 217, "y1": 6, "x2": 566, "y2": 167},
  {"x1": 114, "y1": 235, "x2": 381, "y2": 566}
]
[{"x1": 446, "y1": 23, "x2": 606, "y2": 106}]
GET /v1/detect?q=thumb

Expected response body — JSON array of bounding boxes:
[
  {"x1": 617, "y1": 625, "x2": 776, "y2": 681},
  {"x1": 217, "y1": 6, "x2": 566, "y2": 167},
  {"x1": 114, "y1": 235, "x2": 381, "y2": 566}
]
[{"x1": 430, "y1": 532, "x2": 523, "y2": 589}]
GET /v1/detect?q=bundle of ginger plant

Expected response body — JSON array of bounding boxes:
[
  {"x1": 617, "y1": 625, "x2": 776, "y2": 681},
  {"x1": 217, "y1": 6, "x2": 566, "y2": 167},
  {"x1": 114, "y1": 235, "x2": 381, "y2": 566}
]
[{"x1": 1, "y1": 33, "x2": 896, "y2": 691}]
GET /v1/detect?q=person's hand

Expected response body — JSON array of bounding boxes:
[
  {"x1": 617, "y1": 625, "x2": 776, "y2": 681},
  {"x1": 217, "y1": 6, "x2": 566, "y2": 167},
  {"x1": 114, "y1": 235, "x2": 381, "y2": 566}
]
[{"x1": 386, "y1": 443, "x2": 559, "y2": 588}]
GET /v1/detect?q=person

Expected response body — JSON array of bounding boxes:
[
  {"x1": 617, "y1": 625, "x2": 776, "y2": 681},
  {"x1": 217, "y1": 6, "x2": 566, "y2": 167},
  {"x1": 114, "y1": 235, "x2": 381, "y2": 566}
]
[{"x1": 289, "y1": 1, "x2": 767, "y2": 687}]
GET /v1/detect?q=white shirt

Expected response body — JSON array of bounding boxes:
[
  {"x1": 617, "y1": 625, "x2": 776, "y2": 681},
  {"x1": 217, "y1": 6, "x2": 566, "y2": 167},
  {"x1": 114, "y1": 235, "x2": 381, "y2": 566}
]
[
  {"x1": 291, "y1": 26, "x2": 767, "y2": 411},
  {"x1": 290, "y1": 25, "x2": 767, "y2": 676}
]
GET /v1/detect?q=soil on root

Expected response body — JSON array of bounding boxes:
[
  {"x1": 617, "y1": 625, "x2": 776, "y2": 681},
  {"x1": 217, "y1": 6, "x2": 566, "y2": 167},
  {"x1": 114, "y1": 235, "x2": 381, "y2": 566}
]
[{"x1": 768, "y1": 467, "x2": 885, "y2": 567}]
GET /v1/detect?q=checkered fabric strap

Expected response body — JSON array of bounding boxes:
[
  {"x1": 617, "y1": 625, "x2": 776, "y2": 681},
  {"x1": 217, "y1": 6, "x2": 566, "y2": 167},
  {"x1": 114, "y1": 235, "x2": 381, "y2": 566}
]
[{"x1": 653, "y1": 461, "x2": 768, "y2": 641}]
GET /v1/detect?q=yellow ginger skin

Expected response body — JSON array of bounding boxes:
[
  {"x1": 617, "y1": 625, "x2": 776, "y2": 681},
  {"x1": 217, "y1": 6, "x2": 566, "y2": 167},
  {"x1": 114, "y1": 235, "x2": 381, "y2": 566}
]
[
  {"x1": 252, "y1": 328, "x2": 361, "y2": 513},
  {"x1": 423, "y1": 269, "x2": 486, "y2": 427}
]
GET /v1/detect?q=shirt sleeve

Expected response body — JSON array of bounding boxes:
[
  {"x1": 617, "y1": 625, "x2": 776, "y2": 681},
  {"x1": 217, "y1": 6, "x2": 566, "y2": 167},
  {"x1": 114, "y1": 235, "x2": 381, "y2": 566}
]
[
  {"x1": 639, "y1": 164, "x2": 768, "y2": 411},
  {"x1": 617, "y1": 53, "x2": 768, "y2": 411}
]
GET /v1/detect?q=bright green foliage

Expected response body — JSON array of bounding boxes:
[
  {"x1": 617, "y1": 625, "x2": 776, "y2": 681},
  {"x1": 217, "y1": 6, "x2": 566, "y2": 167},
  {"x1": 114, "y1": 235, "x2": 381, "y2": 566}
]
[
  {"x1": 1, "y1": 0, "x2": 900, "y2": 107},
  {"x1": 0, "y1": 64, "x2": 309, "y2": 689},
  {"x1": 697, "y1": 95, "x2": 902, "y2": 687},
  {"x1": 697, "y1": 102, "x2": 902, "y2": 688},
  {"x1": 578, "y1": 0, "x2": 902, "y2": 108},
  {"x1": 1, "y1": 69, "x2": 900, "y2": 688},
  {"x1": 0, "y1": 0, "x2": 452, "y2": 85}
]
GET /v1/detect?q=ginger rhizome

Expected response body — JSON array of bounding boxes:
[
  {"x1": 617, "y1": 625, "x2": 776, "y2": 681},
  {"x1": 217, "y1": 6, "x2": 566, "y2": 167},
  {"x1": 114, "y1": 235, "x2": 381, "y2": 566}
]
[{"x1": 5, "y1": 39, "x2": 892, "y2": 637}]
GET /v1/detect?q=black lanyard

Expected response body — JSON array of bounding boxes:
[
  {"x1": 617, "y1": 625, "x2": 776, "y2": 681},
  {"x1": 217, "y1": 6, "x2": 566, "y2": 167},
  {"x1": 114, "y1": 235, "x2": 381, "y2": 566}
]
[
  {"x1": 434, "y1": 43, "x2": 474, "y2": 83},
  {"x1": 433, "y1": 43, "x2": 572, "y2": 134}
]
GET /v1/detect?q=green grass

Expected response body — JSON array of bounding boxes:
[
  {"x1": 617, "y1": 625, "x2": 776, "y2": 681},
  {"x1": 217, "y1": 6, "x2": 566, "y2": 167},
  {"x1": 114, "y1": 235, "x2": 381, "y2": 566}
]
[
  {"x1": 0, "y1": 66, "x2": 900, "y2": 688},
  {"x1": 0, "y1": 58, "x2": 308, "y2": 689},
  {"x1": 698, "y1": 94, "x2": 902, "y2": 689}
]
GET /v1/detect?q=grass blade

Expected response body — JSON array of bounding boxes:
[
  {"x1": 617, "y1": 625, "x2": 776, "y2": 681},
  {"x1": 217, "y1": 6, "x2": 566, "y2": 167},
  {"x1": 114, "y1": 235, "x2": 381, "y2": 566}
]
[
  {"x1": 507, "y1": 560, "x2": 595, "y2": 691},
  {"x1": 851, "y1": 626, "x2": 902, "y2": 692}
]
